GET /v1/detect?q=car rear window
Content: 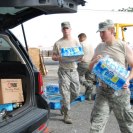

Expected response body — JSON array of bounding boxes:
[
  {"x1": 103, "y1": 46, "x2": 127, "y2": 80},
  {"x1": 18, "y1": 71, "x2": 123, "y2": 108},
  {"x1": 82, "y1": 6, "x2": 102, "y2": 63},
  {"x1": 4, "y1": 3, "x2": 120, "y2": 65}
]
[
  {"x1": 0, "y1": 36, "x2": 21, "y2": 62},
  {"x1": 0, "y1": 7, "x2": 28, "y2": 15}
]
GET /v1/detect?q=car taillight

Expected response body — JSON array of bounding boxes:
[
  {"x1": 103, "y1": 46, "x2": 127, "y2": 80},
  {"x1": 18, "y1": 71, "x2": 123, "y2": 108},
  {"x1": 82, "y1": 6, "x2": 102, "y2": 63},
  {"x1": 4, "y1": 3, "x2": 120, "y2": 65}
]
[
  {"x1": 38, "y1": 123, "x2": 49, "y2": 133},
  {"x1": 32, "y1": 123, "x2": 49, "y2": 133},
  {"x1": 38, "y1": 72, "x2": 44, "y2": 95}
]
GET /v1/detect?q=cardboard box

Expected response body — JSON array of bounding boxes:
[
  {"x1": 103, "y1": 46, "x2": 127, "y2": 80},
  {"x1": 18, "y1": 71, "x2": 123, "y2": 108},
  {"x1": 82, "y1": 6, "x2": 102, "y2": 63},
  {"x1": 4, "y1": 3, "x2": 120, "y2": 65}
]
[
  {"x1": 0, "y1": 79, "x2": 24, "y2": 104},
  {"x1": 28, "y1": 48, "x2": 47, "y2": 76},
  {"x1": 61, "y1": 46, "x2": 84, "y2": 62}
]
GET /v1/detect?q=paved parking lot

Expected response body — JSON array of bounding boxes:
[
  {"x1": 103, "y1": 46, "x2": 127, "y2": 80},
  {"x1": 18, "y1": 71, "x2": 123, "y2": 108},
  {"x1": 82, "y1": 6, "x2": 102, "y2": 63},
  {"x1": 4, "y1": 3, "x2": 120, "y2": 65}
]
[
  {"x1": 44, "y1": 60, "x2": 130, "y2": 133},
  {"x1": 48, "y1": 101, "x2": 120, "y2": 133}
]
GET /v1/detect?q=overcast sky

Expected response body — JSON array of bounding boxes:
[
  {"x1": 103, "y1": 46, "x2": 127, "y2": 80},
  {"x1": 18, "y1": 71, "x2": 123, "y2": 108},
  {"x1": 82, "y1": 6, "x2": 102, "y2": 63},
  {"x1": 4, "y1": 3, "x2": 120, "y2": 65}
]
[{"x1": 11, "y1": 0, "x2": 133, "y2": 49}]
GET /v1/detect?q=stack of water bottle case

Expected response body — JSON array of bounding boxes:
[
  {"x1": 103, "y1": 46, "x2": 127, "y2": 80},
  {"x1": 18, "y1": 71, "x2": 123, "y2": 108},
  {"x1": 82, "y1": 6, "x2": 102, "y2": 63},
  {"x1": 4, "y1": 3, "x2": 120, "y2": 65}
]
[
  {"x1": 45, "y1": 46, "x2": 85, "y2": 109},
  {"x1": 129, "y1": 81, "x2": 133, "y2": 100},
  {"x1": 92, "y1": 55, "x2": 133, "y2": 99},
  {"x1": 60, "y1": 45, "x2": 84, "y2": 62},
  {"x1": 45, "y1": 84, "x2": 85, "y2": 109},
  {"x1": 128, "y1": 66, "x2": 133, "y2": 100}
]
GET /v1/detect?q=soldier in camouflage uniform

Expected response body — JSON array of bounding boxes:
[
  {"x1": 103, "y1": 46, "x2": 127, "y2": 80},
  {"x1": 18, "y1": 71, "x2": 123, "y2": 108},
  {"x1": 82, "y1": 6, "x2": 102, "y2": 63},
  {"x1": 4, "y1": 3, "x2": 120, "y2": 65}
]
[
  {"x1": 89, "y1": 19, "x2": 133, "y2": 133},
  {"x1": 52, "y1": 21, "x2": 80, "y2": 124},
  {"x1": 77, "y1": 33, "x2": 96, "y2": 100}
]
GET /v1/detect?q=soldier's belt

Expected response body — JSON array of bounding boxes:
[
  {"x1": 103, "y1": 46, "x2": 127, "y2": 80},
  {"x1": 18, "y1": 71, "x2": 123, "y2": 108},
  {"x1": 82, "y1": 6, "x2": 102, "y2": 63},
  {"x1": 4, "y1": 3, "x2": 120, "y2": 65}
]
[{"x1": 59, "y1": 67, "x2": 75, "y2": 72}]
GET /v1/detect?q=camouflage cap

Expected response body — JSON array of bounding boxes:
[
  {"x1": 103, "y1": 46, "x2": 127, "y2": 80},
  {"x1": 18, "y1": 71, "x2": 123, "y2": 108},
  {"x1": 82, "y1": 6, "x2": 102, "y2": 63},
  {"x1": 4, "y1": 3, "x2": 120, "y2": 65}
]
[
  {"x1": 97, "y1": 19, "x2": 114, "y2": 32},
  {"x1": 61, "y1": 21, "x2": 71, "y2": 29}
]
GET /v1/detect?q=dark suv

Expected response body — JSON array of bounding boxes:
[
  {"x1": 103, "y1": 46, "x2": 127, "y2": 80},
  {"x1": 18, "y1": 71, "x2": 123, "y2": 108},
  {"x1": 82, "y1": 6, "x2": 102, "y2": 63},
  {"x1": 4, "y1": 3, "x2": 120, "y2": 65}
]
[{"x1": 0, "y1": 0, "x2": 86, "y2": 133}]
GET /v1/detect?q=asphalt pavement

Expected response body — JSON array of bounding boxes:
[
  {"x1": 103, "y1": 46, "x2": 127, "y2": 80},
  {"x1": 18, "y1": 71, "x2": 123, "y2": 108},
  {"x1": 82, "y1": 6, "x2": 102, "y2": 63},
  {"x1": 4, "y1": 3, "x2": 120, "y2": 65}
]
[{"x1": 44, "y1": 58, "x2": 123, "y2": 133}]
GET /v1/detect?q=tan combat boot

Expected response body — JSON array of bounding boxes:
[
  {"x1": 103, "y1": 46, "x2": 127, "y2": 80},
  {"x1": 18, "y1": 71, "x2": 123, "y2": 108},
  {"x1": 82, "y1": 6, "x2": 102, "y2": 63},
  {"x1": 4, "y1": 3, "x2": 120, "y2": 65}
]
[{"x1": 64, "y1": 111, "x2": 72, "y2": 124}]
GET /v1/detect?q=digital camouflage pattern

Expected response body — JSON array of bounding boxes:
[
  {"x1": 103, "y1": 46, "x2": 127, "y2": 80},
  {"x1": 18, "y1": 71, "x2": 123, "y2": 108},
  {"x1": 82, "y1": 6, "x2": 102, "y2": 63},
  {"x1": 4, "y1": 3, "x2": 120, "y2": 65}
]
[
  {"x1": 77, "y1": 62, "x2": 96, "y2": 100},
  {"x1": 58, "y1": 67, "x2": 80, "y2": 111},
  {"x1": 90, "y1": 86, "x2": 133, "y2": 133}
]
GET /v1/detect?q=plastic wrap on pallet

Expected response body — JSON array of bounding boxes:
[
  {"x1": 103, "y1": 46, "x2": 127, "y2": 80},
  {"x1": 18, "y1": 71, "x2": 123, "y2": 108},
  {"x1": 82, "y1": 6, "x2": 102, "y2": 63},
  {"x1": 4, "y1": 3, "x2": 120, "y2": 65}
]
[
  {"x1": 0, "y1": 103, "x2": 13, "y2": 111},
  {"x1": 48, "y1": 94, "x2": 85, "y2": 110},
  {"x1": 130, "y1": 78, "x2": 133, "y2": 83},
  {"x1": 0, "y1": 103, "x2": 23, "y2": 112},
  {"x1": 129, "y1": 82, "x2": 133, "y2": 100},
  {"x1": 130, "y1": 91, "x2": 133, "y2": 99},
  {"x1": 45, "y1": 84, "x2": 60, "y2": 95},
  {"x1": 129, "y1": 83, "x2": 133, "y2": 90},
  {"x1": 46, "y1": 94, "x2": 62, "y2": 101},
  {"x1": 50, "y1": 101, "x2": 61, "y2": 109}
]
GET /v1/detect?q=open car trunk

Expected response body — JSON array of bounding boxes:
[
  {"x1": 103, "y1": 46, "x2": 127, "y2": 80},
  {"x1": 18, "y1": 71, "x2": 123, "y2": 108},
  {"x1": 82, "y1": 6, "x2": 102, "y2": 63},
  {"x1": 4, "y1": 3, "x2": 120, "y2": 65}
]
[{"x1": 0, "y1": 32, "x2": 49, "y2": 133}]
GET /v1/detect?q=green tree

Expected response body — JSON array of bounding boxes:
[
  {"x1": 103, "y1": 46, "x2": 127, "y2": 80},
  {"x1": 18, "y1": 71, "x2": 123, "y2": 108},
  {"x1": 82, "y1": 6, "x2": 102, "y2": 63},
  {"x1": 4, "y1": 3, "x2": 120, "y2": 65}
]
[{"x1": 118, "y1": 7, "x2": 133, "y2": 12}]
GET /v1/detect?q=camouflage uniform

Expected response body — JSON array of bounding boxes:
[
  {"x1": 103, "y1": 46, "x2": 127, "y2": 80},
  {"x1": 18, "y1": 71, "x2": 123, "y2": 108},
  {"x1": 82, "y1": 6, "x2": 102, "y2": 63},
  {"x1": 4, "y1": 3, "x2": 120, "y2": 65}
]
[
  {"x1": 58, "y1": 67, "x2": 80, "y2": 110},
  {"x1": 90, "y1": 84, "x2": 133, "y2": 133},
  {"x1": 53, "y1": 38, "x2": 80, "y2": 111},
  {"x1": 77, "y1": 62, "x2": 96, "y2": 100},
  {"x1": 77, "y1": 36, "x2": 95, "y2": 100},
  {"x1": 90, "y1": 39, "x2": 133, "y2": 133},
  {"x1": 52, "y1": 22, "x2": 82, "y2": 124}
]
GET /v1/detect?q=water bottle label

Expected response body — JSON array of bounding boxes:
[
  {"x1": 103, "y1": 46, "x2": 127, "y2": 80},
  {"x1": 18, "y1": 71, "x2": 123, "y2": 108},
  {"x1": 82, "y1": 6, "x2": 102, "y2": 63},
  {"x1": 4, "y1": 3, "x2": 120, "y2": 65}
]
[{"x1": 111, "y1": 76, "x2": 119, "y2": 83}]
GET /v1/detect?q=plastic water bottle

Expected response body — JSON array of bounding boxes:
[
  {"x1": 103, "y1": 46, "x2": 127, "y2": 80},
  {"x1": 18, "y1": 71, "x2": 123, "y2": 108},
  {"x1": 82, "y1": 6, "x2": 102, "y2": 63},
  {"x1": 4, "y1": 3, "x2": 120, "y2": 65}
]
[
  {"x1": 0, "y1": 109, "x2": 6, "y2": 122},
  {"x1": 92, "y1": 55, "x2": 129, "y2": 91},
  {"x1": 61, "y1": 48, "x2": 65, "y2": 56},
  {"x1": 13, "y1": 103, "x2": 22, "y2": 109}
]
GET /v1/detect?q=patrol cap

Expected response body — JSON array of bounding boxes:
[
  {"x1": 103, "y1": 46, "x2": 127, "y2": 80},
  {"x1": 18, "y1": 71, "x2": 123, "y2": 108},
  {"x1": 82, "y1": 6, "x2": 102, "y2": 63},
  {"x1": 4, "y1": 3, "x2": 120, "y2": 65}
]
[
  {"x1": 97, "y1": 19, "x2": 114, "y2": 32},
  {"x1": 61, "y1": 21, "x2": 71, "y2": 29}
]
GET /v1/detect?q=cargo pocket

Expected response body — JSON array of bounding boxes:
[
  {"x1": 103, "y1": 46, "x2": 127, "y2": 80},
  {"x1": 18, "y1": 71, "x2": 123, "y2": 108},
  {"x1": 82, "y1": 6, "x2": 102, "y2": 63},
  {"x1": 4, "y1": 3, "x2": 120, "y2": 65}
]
[{"x1": 124, "y1": 107, "x2": 133, "y2": 123}]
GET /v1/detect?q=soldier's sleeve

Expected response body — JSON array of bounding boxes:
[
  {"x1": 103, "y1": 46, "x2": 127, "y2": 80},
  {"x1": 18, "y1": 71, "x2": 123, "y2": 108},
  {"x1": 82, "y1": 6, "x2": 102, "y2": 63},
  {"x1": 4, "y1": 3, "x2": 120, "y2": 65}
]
[
  {"x1": 125, "y1": 43, "x2": 133, "y2": 67},
  {"x1": 53, "y1": 43, "x2": 59, "y2": 55}
]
